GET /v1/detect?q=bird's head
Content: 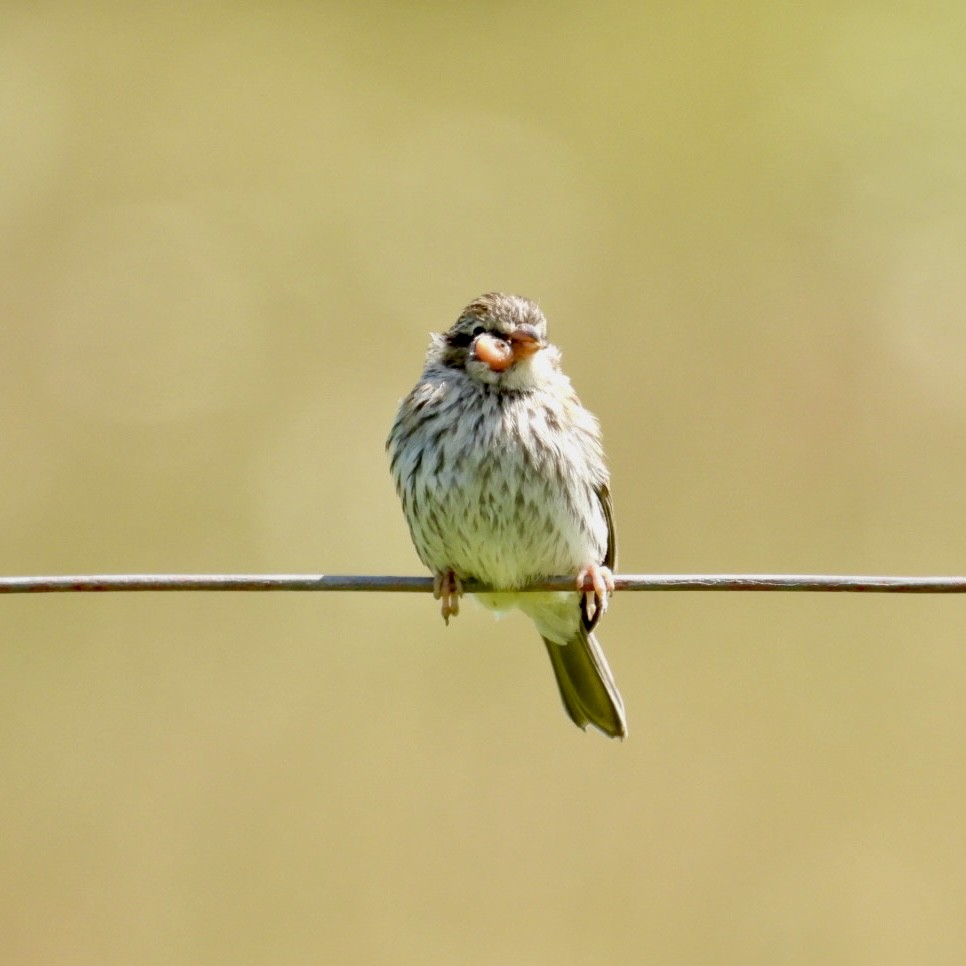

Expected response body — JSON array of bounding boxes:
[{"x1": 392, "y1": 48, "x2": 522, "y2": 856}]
[{"x1": 437, "y1": 292, "x2": 557, "y2": 390}]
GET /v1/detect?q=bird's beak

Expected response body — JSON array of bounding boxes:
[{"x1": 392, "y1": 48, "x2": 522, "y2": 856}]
[
  {"x1": 473, "y1": 324, "x2": 545, "y2": 372},
  {"x1": 508, "y1": 324, "x2": 544, "y2": 362}
]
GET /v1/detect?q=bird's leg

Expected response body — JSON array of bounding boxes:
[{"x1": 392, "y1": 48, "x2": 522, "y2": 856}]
[
  {"x1": 576, "y1": 563, "x2": 615, "y2": 623},
  {"x1": 433, "y1": 570, "x2": 463, "y2": 625}
]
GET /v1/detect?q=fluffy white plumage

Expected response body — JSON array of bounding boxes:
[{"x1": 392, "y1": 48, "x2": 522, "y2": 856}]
[{"x1": 387, "y1": 293, "x2": 626, "y2": 737}]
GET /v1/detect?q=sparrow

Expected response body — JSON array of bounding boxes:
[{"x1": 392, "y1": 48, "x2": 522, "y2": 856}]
[{"x1": 386, "y1": 293, "x2": 626, "y2": 738}]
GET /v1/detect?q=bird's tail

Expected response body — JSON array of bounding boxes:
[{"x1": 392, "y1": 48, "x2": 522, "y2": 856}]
[{"x1": 542, "y1": 626, "x2": 626, "y2": 738}]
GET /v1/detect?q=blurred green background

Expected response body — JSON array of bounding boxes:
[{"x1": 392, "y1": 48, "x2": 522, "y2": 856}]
[{"x1": 3, "y1": 2, "x2": 966, "y2": 963}]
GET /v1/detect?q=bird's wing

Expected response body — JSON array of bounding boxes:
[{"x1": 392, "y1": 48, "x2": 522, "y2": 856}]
[{"x1": 581, "y1": 483, "x2": 616, "y2": 633}]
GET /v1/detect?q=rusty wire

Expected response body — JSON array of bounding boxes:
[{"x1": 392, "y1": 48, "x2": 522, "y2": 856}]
[{"x1": 1, "y1": 573, "x2": 965, "y2": 594}]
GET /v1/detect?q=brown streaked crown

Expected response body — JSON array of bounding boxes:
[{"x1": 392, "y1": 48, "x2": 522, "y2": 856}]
[{"x1": 441, "y1": 293, "x2": 548, "y2": 368}]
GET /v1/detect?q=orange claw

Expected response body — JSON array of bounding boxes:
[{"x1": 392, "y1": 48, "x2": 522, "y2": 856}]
[
  {"x1": 576, "y1": 563, "x2": 615, "y2": 623},
  {"x1": 433, "y1": 570, "x2": 464, "y2": 625}
]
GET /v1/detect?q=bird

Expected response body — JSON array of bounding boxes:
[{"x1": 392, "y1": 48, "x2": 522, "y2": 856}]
[{"x1": 386, "y1": 293, "x2": 626, "y2": 738}]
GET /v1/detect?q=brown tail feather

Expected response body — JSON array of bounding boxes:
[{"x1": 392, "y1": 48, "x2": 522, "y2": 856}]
[{"x1": 542, "y1": 626, "x2": 626, "y2": 739}]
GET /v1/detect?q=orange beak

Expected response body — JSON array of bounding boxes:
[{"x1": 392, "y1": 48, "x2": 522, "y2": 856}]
[
  {"x1": 508, "y1": 324, "x2": 544, "y2": 362},
  {"x1": 473, "y1": 325, "x2": 544, "y2": 372}
]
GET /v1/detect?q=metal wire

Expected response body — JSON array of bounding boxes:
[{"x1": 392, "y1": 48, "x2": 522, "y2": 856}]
[{"x1": 1, "y1": 573, "x2": 965, "y2": 594}]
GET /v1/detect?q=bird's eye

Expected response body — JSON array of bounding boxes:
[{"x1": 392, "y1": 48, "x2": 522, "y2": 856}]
[{"x1": 446, "y1": 322, "x2": 489, "y2": 350}]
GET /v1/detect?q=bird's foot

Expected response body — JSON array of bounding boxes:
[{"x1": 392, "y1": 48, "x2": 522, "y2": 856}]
[
  {"x1": 433, "y1": 570, "x2": 463, "y2": 625},
  {"x1": 576, "y1": 564, "x2": 615, "y2": 623}
]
